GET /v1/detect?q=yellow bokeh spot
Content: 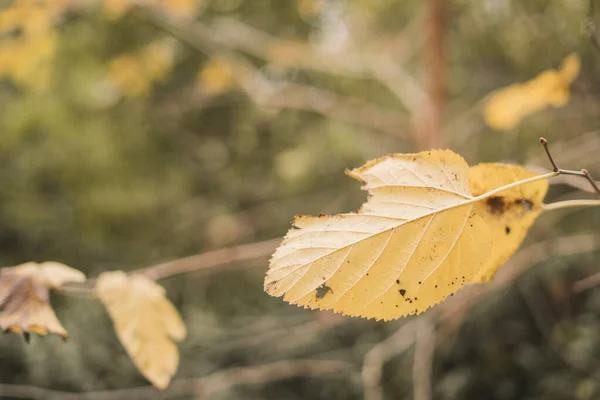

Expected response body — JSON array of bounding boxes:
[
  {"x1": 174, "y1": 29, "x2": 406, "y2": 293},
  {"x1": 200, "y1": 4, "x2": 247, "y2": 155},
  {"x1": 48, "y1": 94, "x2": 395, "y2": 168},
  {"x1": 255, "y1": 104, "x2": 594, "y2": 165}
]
[
  {"x1": 196, "y1": 57, "x2": 234, "y2": 95},
  {"x1": 484, "y1": 53, "x2": 581, "y2": 131}
]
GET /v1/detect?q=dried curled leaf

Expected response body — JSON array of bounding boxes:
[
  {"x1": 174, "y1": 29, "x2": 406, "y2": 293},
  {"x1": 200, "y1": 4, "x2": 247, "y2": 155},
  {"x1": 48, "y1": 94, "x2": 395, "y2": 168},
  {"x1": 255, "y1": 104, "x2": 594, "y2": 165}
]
[
  {"x1": 265, "y1": 150, "x2": 494, "y2": 321},
  {"x1": 469, "y1": 164, "x2": 548, "y2": 282},
  {"x1": 0, "y1": 262, "x2": 86, "y2": 339},
  {"x1": 96, "y1": 271, "x2": 187, "y2": 389},
  {"x1": 484, "y1": 53, "x2": 580, "y2": 130}
]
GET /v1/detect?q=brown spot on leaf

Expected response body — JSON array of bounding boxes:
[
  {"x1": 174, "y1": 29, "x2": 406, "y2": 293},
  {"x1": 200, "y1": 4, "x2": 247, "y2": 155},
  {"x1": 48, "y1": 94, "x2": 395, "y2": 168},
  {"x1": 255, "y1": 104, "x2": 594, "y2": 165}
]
[
  {"x1": 316, "y1": 284, "x2": 333, "y2": 299},
  {"x1": 399, "y1": 289, "x2": 406, "y2": 297},
  {"x1": 486, "y1": 196, "x2": 505, "y2": 214}
]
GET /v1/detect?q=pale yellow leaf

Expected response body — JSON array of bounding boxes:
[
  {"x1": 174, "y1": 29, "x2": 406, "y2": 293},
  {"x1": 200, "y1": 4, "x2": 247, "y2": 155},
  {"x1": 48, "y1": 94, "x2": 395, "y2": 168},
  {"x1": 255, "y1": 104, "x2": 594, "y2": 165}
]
[
  {"x1": 96, "y1": 271, "x2": 186, "y2": 389},
  {"x1": 265, "y1": 150, "x2": 493, "y2": 321},
  {"x1": 484, "y1": 53, "x2": 580, "y2": 130},
  {"x1": 469, "y1": 163, "x2": 548, "y2": 282},
  {"x1": 0, "y1": 262, "x2": 86, "y2": 338}
]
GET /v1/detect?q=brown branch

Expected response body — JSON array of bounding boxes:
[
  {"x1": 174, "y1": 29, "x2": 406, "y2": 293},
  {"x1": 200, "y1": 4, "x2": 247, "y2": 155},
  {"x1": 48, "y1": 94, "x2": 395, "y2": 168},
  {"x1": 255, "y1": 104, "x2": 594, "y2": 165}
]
[
  {"x1": 59, "y1": 238, "x2": 280, "y2": 295},
  {"x1": 412, "y1": 317, "x2": 436, "y2": 400},
  {"x1": 0, "y1": 359, "x2": 352, "y2": 400},
  {"x1": 437, "y1": 234, "x2": 600, "y2": 338},
  {"x1": 142, "y1": 8, "x2": 426, "y2": 133},
  {"x1": 586, "y1": 0, "x2": 600, "y2": 54},
  {"x1": 361, "y1": 319, "x2": 421, "y2": 400},
  {"x1": 416, "y1": 0, "x2": 447, "y2": 150},
  {"x1": 140, "y1": 238, "x2": 280, "y2": 281},
  {"x1": 573, "y1": 272, "x2": 600, "y2": 292},
  {"x1": 540, "y1": 137, "x2": 600, "y2": 197}
]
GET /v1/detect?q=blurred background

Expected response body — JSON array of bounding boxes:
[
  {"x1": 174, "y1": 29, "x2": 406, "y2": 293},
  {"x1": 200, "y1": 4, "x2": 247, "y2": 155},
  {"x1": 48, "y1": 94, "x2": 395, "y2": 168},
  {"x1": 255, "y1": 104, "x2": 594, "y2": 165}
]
[{"x1": 1, "y1": 0, "x2": 600, "y2": 399}]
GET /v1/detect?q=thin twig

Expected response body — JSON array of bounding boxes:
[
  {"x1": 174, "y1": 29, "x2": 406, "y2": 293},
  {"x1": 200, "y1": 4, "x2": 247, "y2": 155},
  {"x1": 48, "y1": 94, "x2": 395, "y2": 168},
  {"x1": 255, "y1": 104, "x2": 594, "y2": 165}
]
[
  {"x1": 0, "y1": 359, "x2": 352, "y2": 400},
  {"x1": 581, "y1": 169, "x2": 600, "y2": 196},
  {"x1": 586, "y1": 0, "x2": 600, "y2": 54},
  {"x1": 573, "y1": 272, "x2": 600, "y2": 292},
  {"x1": 361, "y1": 319, "x2": 421, "y2": 400},
  {"x1": 519, "y1": 280, "x2": 600, "y2": 384},
  {"x1": 543, "y1": 199, "x2": 600, "y2": 211},
  {"x1": 412, "y1": 317, "x2": 436, "y2": 400},
  {"x1": 540, "y1": 137, "x2": 559, "y2": 172},
  {"x1": 540, "y1": 137, "x2": 600, "y2": 197},
  {"x1": 140, "y1": 238, "x2": 280, "y2": 281}
]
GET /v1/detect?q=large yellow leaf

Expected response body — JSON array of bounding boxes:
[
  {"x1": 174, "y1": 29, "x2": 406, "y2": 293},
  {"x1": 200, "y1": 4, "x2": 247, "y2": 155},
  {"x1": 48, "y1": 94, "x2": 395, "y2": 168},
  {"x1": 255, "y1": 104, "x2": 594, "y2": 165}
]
[
  {"x1": 96, "y1": 271, "x2": 187, "y2": 389},
  {"x1": 0, "y1": 262, "x2": 86, "y2": 339},
  {"x1": 469, "y1": 164, "x2": 548, "y2": 282},
  {"x1": 484, "y1": 53, "x2": 580, "y2": 130},
  {"x1": 265, "y1": 150, "x2": 494, "y2": 321}
]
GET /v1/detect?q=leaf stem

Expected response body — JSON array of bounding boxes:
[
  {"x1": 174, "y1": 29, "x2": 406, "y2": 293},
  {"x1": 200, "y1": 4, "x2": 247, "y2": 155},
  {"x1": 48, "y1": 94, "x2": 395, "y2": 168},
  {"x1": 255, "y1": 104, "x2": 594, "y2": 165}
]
[
  {"x1": 543, "y1": 199, "x2": 600, "y2": 211},
  {"x1": 470, "y1": 171, "x2": 559, "y2": 203}
]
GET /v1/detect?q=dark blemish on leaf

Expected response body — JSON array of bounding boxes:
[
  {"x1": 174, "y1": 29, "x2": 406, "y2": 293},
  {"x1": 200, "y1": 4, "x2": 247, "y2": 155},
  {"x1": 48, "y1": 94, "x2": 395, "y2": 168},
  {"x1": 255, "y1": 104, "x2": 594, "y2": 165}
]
[
  {"x1": 505, "y1": 225, "x2": 511, "y2": 235},
  {"x1": 316, "y1": 284, "x2": 333, "y2": 299},
  {"x1": 396, "y1": 279, "x2": 400, "y2": 284},
  {"x1": 435, "y1": 285, "x2": 438, "y2": 288},
  {"x1": 409, "y1": 300, "x2": 413, "y2": 303},
  {"x1": 413, "y1": 157, "x2": 416, "y2": 161},
  {"x1": 515, "y1": 198, "x2": 534, "y2": 211},
  {"x1": 399, "y1": 289, "x2": 406, "y2": 296},
  {"x1": 347, "y1": 260, "x2": 350, "y2": 263},
  {"x1": 396, "y1": 305, "x2": 398, "y2": 308},
  {"x1": 450, "y1": 293, "x2": 454, "y2": 296},
  {"x1": 451, "y1": 282, "x2": 454, "y2": 285},
  {"x1": 366, "y1": 273, "x2": 369, "y2": 276},
  {"x1": 418, "y1": 281, "x2": 422, "y2": 285},
  {"x1": 414, "y1": 297, "x2": 418, "y2": 300},
  {"x1": 319, "y1": 213, "x2": 326, "y2": 217},
  {"x1": 486, "y1": 196, "x2": 505, "y2": 214}
]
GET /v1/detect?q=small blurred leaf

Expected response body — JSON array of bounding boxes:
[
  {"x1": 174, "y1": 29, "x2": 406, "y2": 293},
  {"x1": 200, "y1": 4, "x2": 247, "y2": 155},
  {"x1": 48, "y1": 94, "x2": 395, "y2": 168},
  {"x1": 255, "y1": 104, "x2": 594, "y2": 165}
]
[
  {"x1": 96, "y1": 271, "x2": 186, "y2": 389},
  {"x1": 0, "y1": 262, "x2": 86, "y2": 339},
  {"x1": 107, "y1": 38, "x2": 176, "y2": 97},
  {"x1": 484, "y1": 53, "x2": 580, "y2": 130}
]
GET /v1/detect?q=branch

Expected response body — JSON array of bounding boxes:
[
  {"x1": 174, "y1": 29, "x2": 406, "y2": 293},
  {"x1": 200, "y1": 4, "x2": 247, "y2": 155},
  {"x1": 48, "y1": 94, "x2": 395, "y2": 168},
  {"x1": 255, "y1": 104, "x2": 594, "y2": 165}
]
[
  {"x1": 362, "y1": 319, "x2": 421, "y2": 400},
  {"x1": 412, "y1": 317, "x2": 436, "y2": 400},
  {"x1": 59, "y1": 238, "x2": 280, "y2": 295},
  {"x1": 437, "y1": 234, "x2": 600, "y2": 336},
  {"x1": 0, "y1": 359, "x2": 352, "y2": 400},
  {"x1": 573, "y1": 272, "x2": 600, "y2": 292},
  {"x1": 139, "y1": 238, "x2": 280, "y2": 281},
  {"x1": 143, "y1": 9, "x2": 425, "y2": 122},
  {"x1": 585, "y1": 0, "x2": 600, "y2": 54},
  {"x1": 416, "y1": 0, "x2": 447, "y2": 149},
  {"x1": 539, "y1": 137, "x2": 600, "y2": 197},
  {"x1": 543, "y1": 199, "x2": 600, "y2": 211}
]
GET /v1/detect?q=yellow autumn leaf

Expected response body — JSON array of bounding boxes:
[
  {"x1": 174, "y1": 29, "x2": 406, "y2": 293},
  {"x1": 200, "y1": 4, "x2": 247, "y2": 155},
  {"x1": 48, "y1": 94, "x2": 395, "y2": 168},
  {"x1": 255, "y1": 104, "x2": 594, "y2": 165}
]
[
  {"x1": 196, "y1": 57, "x2": 234, "y2": 95},
  {"x1": 107, "y1": 39, "x2": 176, "y2": 97},
  {"x1": 484, "y1": 53, "x2": 580, "y2": 130},
  {"x1": 96, "y1": 271, "x2": 187, "y2": 389},
  {"x1": 469, "y1": 164, "x2": 548, "y2": 282},
  {"x1": 265, "y1": 150, "x2": 494, "y2": 321},
  {"x1": 0, "y1": 262, "x2": 86, "y2": 339}
]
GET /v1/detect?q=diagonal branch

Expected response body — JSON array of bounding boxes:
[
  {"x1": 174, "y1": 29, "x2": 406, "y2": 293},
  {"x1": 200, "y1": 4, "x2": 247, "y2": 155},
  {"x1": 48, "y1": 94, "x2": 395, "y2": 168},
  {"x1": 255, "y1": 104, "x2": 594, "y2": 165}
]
[{"x1": 0, "y1": 359, "x2": 352, "y2": 400}]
